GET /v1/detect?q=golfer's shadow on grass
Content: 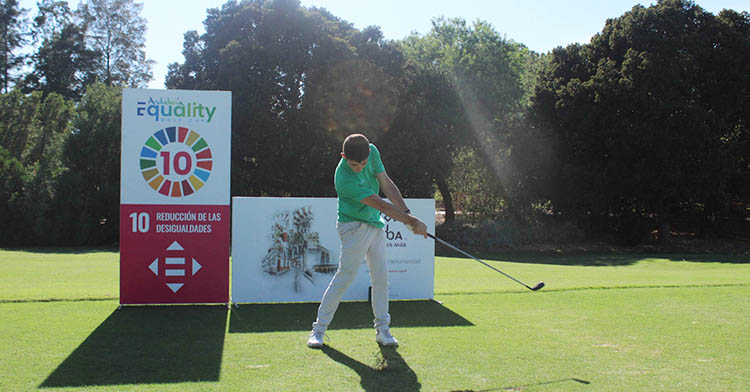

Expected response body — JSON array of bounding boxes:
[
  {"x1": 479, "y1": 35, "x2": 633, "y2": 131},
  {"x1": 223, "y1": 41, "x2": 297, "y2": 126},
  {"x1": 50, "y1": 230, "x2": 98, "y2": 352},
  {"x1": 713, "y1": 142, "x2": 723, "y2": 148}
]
[
  {"x1": 40, "y1": 305, "x2": 227, "y2": 388},
  {"x1": 321, "y1": 345, "x2": 421, "y2": 392},
  {"x1": 228, "y1": 300, "x2": 473, "y2": 333}
]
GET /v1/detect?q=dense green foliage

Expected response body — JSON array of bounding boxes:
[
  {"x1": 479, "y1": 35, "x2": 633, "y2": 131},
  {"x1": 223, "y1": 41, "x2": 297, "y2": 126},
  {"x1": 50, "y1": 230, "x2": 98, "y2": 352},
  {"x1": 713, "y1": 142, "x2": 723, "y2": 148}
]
[
  {"x1": 0, "y1": 0, "x2": 748, "y2": 245},
  {"x1": 393, "y1": 17, "x2": 532, "y2": 222},
  {"x1": 167, "y1": 0, "x2": 376, "y2": 196},
  {"x1": 23, "y1": 0, "x2": 101, "y2": 100},
  {"x1": 0, "y1": 90, "x2": 74, "y2": 244},
  {"x1": 529, "y1": 0, "x2": 750, "y2": 242},
  {"x1": 0, "y1": 0, "x2": 27, "y2": 92},
  {"x1": 78, "y1": 0, "x2": 152, "y2": 87},
  {"x1": 59, "y1": 83, "x2": 122, "y2": 244},
  {"x1": 1, "y1": 0, "x2": 141, "y2": 245}
]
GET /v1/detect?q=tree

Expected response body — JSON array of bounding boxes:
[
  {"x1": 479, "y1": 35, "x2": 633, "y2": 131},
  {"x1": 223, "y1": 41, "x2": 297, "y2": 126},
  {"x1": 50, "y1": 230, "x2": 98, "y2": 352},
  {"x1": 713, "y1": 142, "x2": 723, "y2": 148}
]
[
  {"x1": 79, "y1": 0, "x2": 152, "y2": 87},
  {"x1": 24, "y1": 25, "x2": 101, "y2": 100},
  {"x1": 379, "y1": 61, "x2": 464, "y2": 222},
  {"x1": 0, "y1": 0, "x2": 27, "y2": 93},
  {"x1": 714, "y1": 9, "x2": 750, "y2": 223},
  {"x1": 22, "y1": 0, "x2": 100, "y2": 100},
  {"x1": 0, "y1": 145, "x2": 24, "y2": 243},
  {"x1": 58, "y1": 82, "x2": 122, "y2": 244},
  {"x1": 32, "y1": 0, "x2": 73, "y2": 40},
  {"x1": 397, "y1": 17, "x2": 531, "y2": 222},
  {"x1": 168, "y1": 0, "x2": 404, "y2": 198},
  {"x1": 0, "y1": 90, "x2": 74, "y2": 245},
  {"x1": 529, "y1": 0, "x2": 750, "y2": 242}
]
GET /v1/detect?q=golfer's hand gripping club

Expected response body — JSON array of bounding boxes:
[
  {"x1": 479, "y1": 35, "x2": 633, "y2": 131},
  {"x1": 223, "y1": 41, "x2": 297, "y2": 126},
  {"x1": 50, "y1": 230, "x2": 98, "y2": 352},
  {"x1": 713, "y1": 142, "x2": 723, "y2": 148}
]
[{"x1": 405, "y1": 215, "x2": 428, "y2": 238}]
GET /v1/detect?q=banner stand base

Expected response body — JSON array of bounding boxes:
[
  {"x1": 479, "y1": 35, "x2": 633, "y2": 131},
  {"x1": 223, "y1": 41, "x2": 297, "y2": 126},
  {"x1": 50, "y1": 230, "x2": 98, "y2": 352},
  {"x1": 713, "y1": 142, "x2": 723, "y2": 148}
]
[{"x1": 117, "y1": 302, "x2": 230, "y2": 310}]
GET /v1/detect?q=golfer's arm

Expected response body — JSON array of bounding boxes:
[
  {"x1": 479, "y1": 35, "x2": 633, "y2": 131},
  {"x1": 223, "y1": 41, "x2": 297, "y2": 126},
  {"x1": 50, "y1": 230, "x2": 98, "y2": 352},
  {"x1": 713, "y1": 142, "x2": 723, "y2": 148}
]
[
  {"x1": 375, "y1": 171, "x2": 408, "y2": 212},
  {"x1": 360, "y1": 194, "x2": 418, "y2": 227}
]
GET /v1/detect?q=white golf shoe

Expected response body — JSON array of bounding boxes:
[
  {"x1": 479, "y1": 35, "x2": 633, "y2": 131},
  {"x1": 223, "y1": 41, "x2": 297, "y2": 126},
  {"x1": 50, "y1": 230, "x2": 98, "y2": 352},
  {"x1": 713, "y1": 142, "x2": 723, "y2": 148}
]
[
  {"x1": 376, "y1": 328, "x2": 398, "y2": 347},
  {"x1": 307, "y1": 329, "x2": 325, "y2": 348}
]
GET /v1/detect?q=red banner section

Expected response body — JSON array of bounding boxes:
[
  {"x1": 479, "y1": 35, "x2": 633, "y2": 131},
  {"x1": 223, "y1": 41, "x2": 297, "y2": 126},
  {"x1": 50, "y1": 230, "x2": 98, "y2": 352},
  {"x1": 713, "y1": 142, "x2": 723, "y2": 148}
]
[{"x1": 120, "y1": 204, "x2": 229, "y2": 304}]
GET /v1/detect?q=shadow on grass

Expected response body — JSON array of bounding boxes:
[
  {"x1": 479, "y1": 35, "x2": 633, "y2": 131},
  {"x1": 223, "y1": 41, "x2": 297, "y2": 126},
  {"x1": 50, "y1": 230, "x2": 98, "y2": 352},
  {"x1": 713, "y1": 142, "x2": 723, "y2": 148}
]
[
  {"x1": 451, "y1": 377, "x2": 591, "y2": 392},
  {"x1": 40, "y1": 305, "x2": 227, "y2": 388},
  {"x1": 321, "y1": 345, "x2": 421, "y2": 392},
  {"x1": 437, "y1": 248, "x2": 750, "y2": 266},
  {"x1": 229, "y1": 300, "x2": 473, "y2": 333},
  {"x1": 1, "y1": 246, "x2": 118, "y2": 255}
]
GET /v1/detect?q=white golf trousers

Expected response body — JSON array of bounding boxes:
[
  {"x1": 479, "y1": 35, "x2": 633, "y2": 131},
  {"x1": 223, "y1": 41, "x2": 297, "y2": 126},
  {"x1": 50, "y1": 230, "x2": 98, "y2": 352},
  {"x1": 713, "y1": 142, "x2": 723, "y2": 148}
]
[{"x1": 313, "y1": 221, "x2": 390, "y2": 332}]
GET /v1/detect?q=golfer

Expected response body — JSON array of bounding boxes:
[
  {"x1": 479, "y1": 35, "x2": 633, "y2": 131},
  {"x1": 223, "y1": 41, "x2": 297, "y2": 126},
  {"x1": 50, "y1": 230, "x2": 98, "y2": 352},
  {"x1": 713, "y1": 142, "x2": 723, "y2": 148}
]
[{"x1": 307, "y1": 133, "x2": 428, "y2": 348}]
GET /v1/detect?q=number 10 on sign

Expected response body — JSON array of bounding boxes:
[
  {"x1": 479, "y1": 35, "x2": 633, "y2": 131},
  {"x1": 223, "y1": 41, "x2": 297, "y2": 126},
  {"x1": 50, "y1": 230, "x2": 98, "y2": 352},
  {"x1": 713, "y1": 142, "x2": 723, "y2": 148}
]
[{"x1": 129, "y1": 212, "x2": 150, "y2": 233}]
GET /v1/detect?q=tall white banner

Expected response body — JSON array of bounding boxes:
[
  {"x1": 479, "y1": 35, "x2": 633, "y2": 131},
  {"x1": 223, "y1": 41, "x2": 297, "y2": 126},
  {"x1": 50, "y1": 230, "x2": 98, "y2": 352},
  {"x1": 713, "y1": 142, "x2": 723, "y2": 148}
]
[
  {"x1": 232, "y1": 197, "x2": 435, "y2": 303},
  {"x1": 120, "y1": 88, "x2": 231, "y2": 305}
]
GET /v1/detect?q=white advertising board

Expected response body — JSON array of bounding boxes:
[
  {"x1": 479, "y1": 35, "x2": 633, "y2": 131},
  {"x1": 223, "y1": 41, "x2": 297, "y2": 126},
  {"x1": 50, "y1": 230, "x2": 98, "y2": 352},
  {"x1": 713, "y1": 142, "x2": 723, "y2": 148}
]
[{"x1": 232, "y1": 197, "x2": 435, "y2": 303}]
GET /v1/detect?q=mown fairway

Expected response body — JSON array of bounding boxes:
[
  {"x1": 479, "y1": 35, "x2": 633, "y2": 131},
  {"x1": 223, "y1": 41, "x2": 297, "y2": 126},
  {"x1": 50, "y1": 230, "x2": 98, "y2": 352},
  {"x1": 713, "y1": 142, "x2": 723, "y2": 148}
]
[{"x1": 1, "y1": 249, "x2": 748, "y2": 391}]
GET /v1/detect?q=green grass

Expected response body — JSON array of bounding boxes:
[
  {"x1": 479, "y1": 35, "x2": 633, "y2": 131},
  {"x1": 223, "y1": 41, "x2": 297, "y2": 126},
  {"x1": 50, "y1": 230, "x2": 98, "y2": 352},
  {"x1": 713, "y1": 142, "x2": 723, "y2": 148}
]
[
  {"x1": 0, "y1": 248, "x2": 118, "y2": 302},
  {"x1": 1, "y1": 248, "x2": 749, "y2": 391},
  {"x1": 435, "y1": 253, "x2": 750, "y2": 294}
]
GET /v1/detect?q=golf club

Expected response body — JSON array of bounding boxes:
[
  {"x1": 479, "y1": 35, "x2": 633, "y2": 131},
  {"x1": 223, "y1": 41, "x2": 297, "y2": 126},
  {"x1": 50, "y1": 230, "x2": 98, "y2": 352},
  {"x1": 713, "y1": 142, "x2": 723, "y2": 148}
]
[{"x1": 427, "y1": 233, "x2": 545, "y2": 291}]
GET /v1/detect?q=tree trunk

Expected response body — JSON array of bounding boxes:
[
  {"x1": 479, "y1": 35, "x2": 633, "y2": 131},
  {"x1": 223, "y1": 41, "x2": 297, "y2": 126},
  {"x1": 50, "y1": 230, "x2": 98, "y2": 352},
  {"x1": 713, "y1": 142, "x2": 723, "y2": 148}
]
[
  {"x1": 3, "y1": 28, "x2": 8, "y2": 93},
  {"x1": 658, "y1": 222, "x2": 671, "y2": 244},
  {"x1": 435, "y1": 176, "x2": 455, "y2": 224}
]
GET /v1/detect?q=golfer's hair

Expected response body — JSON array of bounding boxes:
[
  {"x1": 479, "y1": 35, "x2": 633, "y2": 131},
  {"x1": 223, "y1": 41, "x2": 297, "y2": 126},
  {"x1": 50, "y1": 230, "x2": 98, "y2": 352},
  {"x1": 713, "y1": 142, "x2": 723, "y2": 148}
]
[{"x1": 342, "y1": 133, "x2": 370, "y2": 162}]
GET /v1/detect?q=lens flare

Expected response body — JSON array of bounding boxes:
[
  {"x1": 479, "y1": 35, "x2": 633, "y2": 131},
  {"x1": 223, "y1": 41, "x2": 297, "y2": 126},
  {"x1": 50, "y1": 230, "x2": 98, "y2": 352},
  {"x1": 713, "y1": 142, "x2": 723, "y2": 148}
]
[{"x1": 305, "y1": 58, "x2": 398, "y2": 142}]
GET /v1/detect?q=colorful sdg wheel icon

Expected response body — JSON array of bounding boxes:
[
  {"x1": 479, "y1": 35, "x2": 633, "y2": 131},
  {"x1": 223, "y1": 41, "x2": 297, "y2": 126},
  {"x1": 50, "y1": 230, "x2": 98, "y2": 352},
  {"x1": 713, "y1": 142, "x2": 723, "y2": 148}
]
[{"x1": 139, "y1": 127, "x2": 213, "y2": 197}]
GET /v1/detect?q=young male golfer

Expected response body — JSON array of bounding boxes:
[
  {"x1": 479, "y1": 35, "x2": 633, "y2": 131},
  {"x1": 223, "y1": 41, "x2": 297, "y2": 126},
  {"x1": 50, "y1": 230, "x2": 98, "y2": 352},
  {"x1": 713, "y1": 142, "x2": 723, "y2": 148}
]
[{"x1": 307, "y1": 133, "x2": 428, "y2": 348}]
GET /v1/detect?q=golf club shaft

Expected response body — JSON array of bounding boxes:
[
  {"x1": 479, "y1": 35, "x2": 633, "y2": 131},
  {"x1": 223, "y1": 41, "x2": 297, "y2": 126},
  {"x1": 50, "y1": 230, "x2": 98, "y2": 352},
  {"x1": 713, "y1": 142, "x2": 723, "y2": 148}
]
[{"x1": 427, "y1": 233, "x2": 534, "y2": 290}]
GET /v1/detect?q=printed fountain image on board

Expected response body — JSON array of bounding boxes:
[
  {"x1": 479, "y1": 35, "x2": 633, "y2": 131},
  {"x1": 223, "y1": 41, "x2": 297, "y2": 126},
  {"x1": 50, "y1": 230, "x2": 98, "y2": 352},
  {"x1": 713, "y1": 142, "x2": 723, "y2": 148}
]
[{"x1": 261, "y1": 206, "x2": 336, "y2": 293}]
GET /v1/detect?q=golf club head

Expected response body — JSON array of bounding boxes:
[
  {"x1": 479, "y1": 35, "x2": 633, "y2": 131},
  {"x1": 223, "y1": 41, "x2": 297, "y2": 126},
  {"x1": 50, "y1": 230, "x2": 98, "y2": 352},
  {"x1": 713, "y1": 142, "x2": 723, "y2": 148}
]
[{"x1": 530, "y1": 281, "x2": 545, "y2": 291}]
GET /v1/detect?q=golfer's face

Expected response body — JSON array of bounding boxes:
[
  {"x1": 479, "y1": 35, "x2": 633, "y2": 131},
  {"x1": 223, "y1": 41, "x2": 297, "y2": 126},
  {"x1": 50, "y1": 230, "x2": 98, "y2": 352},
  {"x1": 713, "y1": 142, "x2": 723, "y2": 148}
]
[{"x1": 346, "y1": 158, "x2": 368, "y2": 173}]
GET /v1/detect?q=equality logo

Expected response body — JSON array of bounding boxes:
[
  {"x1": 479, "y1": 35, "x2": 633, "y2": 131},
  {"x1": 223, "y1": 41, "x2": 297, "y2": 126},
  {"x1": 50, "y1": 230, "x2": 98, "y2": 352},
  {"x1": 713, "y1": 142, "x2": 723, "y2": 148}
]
[
  {"x1": 136, "y1": 97, "x2": 217, "y2": 123},
  {"x1": 139, "y1": 126, "x2": 213, "y2": 198},
  {"x1": 148, "y1": 241, "x2": 203, "y2": 293}
]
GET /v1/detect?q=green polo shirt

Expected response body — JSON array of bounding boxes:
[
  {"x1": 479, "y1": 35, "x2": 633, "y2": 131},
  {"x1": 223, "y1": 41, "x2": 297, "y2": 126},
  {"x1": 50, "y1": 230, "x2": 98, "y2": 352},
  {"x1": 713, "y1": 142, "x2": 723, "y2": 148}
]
[{"x1": 335, "y1": 143, "x2": 386, "y2": 228}]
